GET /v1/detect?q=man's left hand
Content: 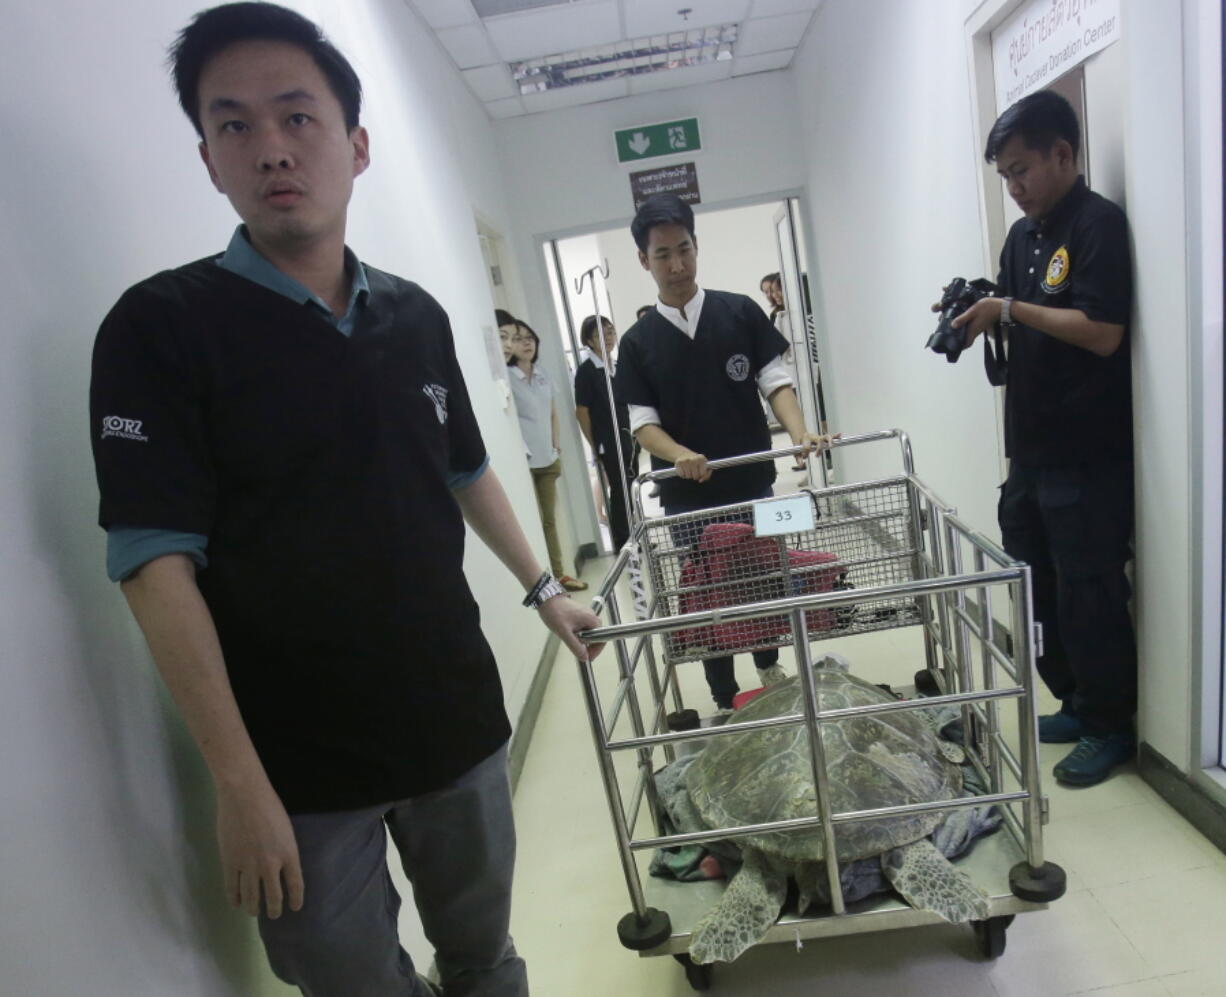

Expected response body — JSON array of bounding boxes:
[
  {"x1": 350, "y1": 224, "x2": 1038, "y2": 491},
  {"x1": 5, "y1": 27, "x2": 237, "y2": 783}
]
[
  {"x1": 538, "y1": 595, "x2": 605, "y2": 661},
  {"x1": 950, "y1": 297, "x2": 1004, "y2": 346},
  {"x1": 791, "y1": 432, "x2": 840, "y2": 459}
]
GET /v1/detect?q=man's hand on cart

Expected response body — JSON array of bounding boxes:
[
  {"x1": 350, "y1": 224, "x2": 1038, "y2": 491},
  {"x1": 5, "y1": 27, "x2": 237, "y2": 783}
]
[
  {"x1": 792, "y1": 431, "x2": 839, "y2": 460},
  {"x1": 674, "y1": 449, "x2": 712, "y2": 482},
  {"x1": 538, "y1": 594, "x2": 606, "y2": 660}
]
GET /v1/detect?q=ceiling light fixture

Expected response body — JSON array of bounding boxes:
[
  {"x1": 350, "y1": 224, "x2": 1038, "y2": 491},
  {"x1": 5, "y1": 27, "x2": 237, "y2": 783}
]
[{"x1": 509, "y1": 22, "x2": 739, "y2": 94}]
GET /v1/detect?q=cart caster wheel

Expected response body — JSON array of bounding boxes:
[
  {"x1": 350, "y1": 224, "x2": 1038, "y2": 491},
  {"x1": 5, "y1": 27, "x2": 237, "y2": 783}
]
[
  {"x1": 1010, "y1": 860, "x2": 1067, "y2": 903},
  {"x1": 914, "y1": 669, "x2": 941, "y2": 695},
  {"x1": 673, "y1": 953, "x2": 713, "y2": 991},
  {"x1": 617, "y1": 908, "x2": 672, "y2": 951},
  {"x1": 972, "y1": 915, "x2": 1011, "y2": 959}
]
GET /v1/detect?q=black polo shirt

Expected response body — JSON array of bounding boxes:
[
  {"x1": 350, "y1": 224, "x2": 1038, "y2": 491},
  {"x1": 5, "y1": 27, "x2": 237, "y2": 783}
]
[
  {"x1": 573, "y1": 355, "x2": 631, "y2": 461},
  {"x1": 90, "y1": 259, "x2": 511, "y2": 813},
  {"x1": 615, "y1": 290, "x2": 789, "y2": 508},
  {"x1": 997, "y1": 176, "x2": 1133, "y2": 466}
]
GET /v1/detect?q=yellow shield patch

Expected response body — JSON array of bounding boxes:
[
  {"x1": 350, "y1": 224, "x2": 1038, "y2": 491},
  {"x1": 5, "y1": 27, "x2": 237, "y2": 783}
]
[{"x1": 1044, "y1": 246, "x2": 1071, "y2": 292}]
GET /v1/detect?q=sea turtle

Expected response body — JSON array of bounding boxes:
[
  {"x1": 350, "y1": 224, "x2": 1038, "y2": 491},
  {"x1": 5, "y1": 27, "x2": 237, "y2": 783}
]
[{"x1": 686, "y1": 655, "x2": 991, "y2": 964}]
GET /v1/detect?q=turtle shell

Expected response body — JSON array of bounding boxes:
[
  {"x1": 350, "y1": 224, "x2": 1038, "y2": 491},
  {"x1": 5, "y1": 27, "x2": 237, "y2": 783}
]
[{"x1": 688, "y1": 667, "x2": 961, "y2": 864}]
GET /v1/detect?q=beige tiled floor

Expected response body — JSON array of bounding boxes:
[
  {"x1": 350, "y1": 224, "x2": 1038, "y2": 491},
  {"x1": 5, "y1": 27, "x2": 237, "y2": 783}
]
[{"x1": 509, "y1": 456, "x2": 1226, "y2": 996}]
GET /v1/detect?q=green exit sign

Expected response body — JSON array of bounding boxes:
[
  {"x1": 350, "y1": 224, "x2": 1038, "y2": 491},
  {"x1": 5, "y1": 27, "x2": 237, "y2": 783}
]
[{"x1": 614, "y1": 117, "x2": 702, "y2": 164}]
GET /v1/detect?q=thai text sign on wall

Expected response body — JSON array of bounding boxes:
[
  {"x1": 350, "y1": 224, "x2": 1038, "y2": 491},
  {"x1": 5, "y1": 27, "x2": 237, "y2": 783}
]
[
  {"x1": 992, "y1": 0, "x2": 1121, "y2": 112},
  {"x1": 629, "y1": 162, "x2": 701, "y2": 211}
]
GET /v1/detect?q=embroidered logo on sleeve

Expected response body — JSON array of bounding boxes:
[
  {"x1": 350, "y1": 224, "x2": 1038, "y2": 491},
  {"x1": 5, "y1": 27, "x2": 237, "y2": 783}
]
[
  {"x1": 725, "y1": 354, "x2": 751, "y2": 382},
  {"x1": 1043, "y1": 246, "x2": 1071, "y2": 293},
  {"x1": 423, "y1": 384, "x2": 449, "y2": 424},
  {"x1": 100, "y1": 415, "x2": 149, "y2": 442}
]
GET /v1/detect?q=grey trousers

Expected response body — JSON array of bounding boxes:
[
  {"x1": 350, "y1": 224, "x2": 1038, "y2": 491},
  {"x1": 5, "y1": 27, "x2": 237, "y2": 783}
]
[{"x1": 258, "y1": 744, "x2": 528, "y2": 996}]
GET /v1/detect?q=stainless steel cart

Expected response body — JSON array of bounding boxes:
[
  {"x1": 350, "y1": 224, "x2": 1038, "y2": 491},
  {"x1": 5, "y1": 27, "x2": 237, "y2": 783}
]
[{"x1": 576, "y1": 430, "x2": 1067, "y2": 991}]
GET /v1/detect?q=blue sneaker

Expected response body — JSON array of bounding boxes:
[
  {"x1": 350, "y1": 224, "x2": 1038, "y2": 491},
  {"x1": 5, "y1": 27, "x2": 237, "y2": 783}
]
[
  {"x1": 1053, "y1": 733, "x2": 1135, "y2": 786},
  {"x1": 1038, "y1": 709, "x2": 1084, "y2": 743}
]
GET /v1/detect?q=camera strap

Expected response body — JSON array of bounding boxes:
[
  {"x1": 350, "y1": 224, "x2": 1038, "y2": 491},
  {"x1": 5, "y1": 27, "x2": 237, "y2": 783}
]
[{"x1": 983, "y1": 324, "x2": 1008, "y2": 386}]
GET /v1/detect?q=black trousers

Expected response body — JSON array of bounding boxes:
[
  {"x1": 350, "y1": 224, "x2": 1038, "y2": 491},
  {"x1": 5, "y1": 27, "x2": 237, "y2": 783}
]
[
  {"x1": 597, "y1": 443, "x2": 638, "y2": 552},
  {"x1": 665, "y1": 489, "x2": 778, "y2": 709},
  {"x1": 997, "y1": 460, "x2": 1137, "y2": 736}
]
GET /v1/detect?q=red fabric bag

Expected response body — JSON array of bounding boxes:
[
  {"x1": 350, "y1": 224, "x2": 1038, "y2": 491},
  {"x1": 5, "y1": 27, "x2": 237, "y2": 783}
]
[{"x1": 675, "y1": 523, "x2": 843, "y2": 652}]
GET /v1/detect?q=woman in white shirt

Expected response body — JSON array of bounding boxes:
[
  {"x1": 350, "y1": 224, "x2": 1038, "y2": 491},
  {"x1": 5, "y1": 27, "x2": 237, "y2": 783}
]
[{"x1": 503, "y1": 320, "x2": 588, "y2": 592}]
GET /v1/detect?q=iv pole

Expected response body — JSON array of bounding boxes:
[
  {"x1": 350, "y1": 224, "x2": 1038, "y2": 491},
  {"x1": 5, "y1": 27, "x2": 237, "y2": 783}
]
[{"x1": 574, "y1": 260, "x2": 649, "y2": 622}]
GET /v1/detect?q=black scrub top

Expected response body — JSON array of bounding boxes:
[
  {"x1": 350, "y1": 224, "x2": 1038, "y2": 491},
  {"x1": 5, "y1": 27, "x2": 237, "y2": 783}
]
[
  {"x1": 616, "y1": 290, "x2": 789, "y2": 509},
  {"x1": 573, "y1": 356, "x2": 632, "y2": 461},
  {"x1": 90, "y1": 259, "x2": 511, "y2": 813},
  {"x1": 997, "y1": 176, "x2": 1133, "y2": 466}
]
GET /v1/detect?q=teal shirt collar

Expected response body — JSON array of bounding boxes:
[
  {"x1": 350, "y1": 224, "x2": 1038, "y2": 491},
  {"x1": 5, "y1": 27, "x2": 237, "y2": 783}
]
[{"x1": 216, "y1": 226, "x2": 370, "y2": 336}]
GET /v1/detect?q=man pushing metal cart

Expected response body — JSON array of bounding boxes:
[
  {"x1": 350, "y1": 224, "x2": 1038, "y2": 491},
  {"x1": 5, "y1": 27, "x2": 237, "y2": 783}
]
[{"x1": 576, "y1": 431, "x2": 1067, "y2": 991}]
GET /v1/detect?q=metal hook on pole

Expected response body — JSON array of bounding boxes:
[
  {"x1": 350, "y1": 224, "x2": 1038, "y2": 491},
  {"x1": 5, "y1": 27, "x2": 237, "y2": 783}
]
[{"x1": 575, "y1": 259, "x2": 611, "y2": 296}]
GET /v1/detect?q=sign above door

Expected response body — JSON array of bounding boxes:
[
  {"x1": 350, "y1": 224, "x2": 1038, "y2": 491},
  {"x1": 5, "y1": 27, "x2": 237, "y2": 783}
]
[{"x1": 614, "y1": 118, "x2": 702, "y2": 164}]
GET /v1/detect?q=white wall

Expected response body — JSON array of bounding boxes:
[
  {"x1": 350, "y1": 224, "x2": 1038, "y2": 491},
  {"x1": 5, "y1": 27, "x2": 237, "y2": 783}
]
[
  {"x1": 0, "y1": 2, "x2": 543, "y2": 993},
  {"x1": 790, "y1": 0, "x2": 1003, "y2": 532},
  {"x1": 1117, "y1": 0, "x2": 1193, "y2": 770}
]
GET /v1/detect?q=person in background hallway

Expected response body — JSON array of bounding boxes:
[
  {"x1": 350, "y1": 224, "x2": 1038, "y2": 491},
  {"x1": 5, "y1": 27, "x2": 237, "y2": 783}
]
[
  {"x1": 574, "y1": 314, "x2": 639, "y2": 551},
  {"x1": 760, "y1": 271, "x2": 804, "y2": 469},
  {"x1": 616, "y1": 194, "x2": 834, "y2": 712},
  {"x1": 760, "y1": 272, "x2": 785, "y2": 324},
  {"x1": 506, "y1": 321, "x2": 588, "y2": 592},
  {"x1": 89, "y1": 6, "x2": 601, "y2": 995},
  {"x1": 946, "y1": 89, "x2": 1136, "y2": 787},
  {"x1": 635, "y1": 304, "x2": 654, "y2": 322}
]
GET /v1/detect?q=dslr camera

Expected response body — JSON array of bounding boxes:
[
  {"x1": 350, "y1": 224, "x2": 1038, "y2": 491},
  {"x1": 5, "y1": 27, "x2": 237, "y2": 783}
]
[{"x1": 926, "y1": 277, "x2": 999, "y2": 363}]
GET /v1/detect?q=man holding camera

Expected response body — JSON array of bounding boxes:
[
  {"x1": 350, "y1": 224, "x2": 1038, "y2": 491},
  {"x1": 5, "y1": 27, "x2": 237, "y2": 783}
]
[{"x1": 947, "y1": 91, "x2": 1135, "y2": 787}]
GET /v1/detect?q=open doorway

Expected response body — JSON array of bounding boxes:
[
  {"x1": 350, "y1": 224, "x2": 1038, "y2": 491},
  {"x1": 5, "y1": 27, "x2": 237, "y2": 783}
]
[{"x1": 543, "y1": 196, "x2": 830, "y2": 554}]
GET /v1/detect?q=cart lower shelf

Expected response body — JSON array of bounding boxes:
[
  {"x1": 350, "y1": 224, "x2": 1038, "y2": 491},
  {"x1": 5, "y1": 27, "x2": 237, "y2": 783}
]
[{"x1": 637, "y1": 825, "x2": 1044, "y2": 958}]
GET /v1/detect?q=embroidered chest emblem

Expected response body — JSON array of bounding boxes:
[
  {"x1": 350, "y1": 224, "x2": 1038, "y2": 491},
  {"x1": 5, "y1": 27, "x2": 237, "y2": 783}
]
[
  {"x1": 1043, "y1": 246, "x2": 1071, "y2": 293},
  {"x1": 725, "y1": 354, "x2": 751, "y2": 382},
  {"x1": 423, "y1": 383, "x2": 449, "y2": 424},
  {"x1": 100, "y1": 415, "x2": 148, "y2": 442}
]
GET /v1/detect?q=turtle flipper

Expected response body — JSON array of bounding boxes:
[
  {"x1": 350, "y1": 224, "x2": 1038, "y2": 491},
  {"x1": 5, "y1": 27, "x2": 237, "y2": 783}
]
[
  {"x1": 881, "y1": 839, "x2": 991, "y2": 923},
  {"x1": 689, "y1": 850, "x2": 788, "y2": 964}
]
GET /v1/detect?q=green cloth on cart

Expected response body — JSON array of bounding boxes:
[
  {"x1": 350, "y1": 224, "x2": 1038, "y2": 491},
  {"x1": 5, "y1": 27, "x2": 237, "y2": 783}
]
[{"x1": 648, "y1": 741, "x2": 1002, "y2": 910}]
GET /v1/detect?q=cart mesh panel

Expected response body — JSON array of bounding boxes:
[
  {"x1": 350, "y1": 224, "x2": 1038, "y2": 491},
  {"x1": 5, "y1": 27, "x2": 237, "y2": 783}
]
[{"x1": 643, "y1": 479, "x2": 922, "y2": 665}]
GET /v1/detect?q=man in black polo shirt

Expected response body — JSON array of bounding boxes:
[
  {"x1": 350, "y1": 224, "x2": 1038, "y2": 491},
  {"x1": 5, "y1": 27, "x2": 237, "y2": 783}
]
[
  {"x1": 89, "y1": 5, "x2": 599, "y2": 995},
  {"x1": 950, "y1": 90, "x2": 1136, "y2": 787},
  {"x1": 616, "y1": 194, "x2": 831, "y2": 712}
]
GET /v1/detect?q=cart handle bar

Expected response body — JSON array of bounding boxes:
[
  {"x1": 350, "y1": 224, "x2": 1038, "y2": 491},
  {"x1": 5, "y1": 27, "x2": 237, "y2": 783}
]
[{"x1": 636, "y1": 429, "x2": 913, "y2": 484}]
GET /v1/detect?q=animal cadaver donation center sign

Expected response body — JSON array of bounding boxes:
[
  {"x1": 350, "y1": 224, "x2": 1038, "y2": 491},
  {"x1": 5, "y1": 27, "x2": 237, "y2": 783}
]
[{"x1": 992, "y1": 0, "x2": 1121, "y2": 111}]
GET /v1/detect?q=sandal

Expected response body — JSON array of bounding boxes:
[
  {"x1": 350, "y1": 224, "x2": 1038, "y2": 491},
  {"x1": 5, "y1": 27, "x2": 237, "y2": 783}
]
[{"x1": 559, "y1": 575, "x2": 589, "y2": 592}]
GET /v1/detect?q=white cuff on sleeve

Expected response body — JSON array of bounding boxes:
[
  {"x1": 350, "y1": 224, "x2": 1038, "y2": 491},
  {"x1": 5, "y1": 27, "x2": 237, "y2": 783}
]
[
  {"x1": 628, "y1": 404, "x2": 662, "y2": 434},
  {"x1": 757, "y1": 355, "x2": 795, "y2": 401}
]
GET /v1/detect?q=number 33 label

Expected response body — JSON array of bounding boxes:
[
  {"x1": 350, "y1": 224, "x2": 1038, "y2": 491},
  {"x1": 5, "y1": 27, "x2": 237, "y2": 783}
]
[{"x1": 752, "y1": 495, "x2": 815, "y2": 537}]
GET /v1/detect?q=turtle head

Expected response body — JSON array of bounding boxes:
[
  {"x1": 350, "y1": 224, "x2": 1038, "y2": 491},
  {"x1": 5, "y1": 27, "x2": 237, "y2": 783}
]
[{"x1": 815, "y1": 653, "x2": 852, "y2": 673}]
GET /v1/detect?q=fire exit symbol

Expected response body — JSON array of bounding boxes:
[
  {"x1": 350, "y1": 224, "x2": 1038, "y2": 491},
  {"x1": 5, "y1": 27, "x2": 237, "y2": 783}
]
[{"x1": 614, "y1": 118, "x2": 702, "y2": 163}]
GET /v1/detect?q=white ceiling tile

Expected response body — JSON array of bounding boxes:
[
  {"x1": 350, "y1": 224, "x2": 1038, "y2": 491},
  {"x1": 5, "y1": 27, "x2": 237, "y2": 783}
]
[
  {"x1": 627, "y1": 60, "x2": 732, "y2": 95},
  {"x1": 520, "y1": 76, "x2": 629, "y2": 112},
  {"x1": 736, "y1": 11, "x2": 813, "y2": 55},
  {"x1": 435, "y1": 23, "x2": 499, "y2": 69},
  {"x1": 462, "y1": 64, "x2": 518, "y2": 100},
  {"x1": 484, "y1": 1, "x2": 622, "y2": 62},
  {"x1": 623, "y1": 0, "x2": 751, "y2": 38},
  {"x1": 747, "y1": 0, "x2": 822, "y2": 17},
  {"x1": 485, "y1": 96, "x2": 527, "y2": 118},
  {"x1": 730, "y1": 48, "x2": 793, "y2": 75},
  {"x1": 409, "y1": 0, "x2": 479, "y2": 30}
]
